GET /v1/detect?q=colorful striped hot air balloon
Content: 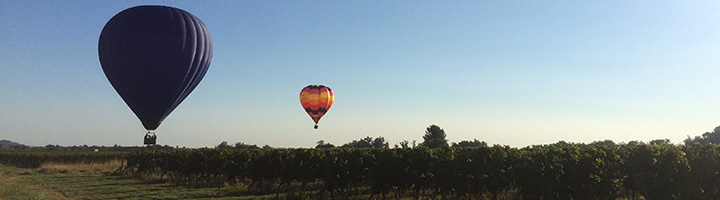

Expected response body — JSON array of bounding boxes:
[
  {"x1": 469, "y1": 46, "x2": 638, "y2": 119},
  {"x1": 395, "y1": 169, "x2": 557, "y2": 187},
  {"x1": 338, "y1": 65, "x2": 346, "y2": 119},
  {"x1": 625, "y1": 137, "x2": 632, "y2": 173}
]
[{"x1": 300, "y1": 85, "x2": 334, "y2": 129}]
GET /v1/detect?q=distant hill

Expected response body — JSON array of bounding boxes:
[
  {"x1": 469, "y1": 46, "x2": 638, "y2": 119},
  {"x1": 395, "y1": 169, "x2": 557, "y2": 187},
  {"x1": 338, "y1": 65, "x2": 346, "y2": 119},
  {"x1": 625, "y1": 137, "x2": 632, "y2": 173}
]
[{"x1": 0, "y1": 140, "x2": 21, "y2": 147}]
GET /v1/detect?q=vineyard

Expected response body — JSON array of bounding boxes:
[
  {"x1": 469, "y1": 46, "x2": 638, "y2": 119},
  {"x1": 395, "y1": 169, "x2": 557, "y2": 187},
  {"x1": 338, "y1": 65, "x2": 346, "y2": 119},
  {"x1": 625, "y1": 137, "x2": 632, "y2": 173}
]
[{"x1": 2, "y1": 144, "x2": 720, "y2": 199}]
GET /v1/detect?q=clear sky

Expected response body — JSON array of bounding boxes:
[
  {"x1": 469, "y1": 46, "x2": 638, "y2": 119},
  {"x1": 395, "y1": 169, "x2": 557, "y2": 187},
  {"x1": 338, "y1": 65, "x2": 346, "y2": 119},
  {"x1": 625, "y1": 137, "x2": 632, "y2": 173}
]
[{"x1": 2, "y1": 1, "x2": 720, "y2": 148}]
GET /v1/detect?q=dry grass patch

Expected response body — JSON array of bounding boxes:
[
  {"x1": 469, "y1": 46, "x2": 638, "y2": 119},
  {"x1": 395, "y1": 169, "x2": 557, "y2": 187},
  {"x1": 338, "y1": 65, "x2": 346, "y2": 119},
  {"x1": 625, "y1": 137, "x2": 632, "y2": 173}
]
[
  {"x1": 0, "y1": 164, "x2": 70, "y2": 200},
  {"x1": 35, "y1": 159, "x2": 124, "y2": 174}
]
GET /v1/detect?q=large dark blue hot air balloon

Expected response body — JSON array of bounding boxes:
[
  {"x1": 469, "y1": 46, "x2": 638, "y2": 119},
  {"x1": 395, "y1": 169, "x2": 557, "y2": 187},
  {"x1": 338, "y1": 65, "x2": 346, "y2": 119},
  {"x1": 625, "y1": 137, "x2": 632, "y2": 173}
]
[{"x1": 98, "y1": 5, "x2": 212, "y2": 145}]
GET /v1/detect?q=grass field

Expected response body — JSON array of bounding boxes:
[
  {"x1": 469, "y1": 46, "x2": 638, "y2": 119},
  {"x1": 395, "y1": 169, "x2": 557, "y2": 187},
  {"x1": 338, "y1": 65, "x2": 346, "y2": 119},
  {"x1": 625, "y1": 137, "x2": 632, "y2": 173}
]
[
  {"x1": 0, "y1": 162, "x2": 433, "y2": 200},
  {"x1": 0, "y1": 162, "x2": 279, "y2": 200}
]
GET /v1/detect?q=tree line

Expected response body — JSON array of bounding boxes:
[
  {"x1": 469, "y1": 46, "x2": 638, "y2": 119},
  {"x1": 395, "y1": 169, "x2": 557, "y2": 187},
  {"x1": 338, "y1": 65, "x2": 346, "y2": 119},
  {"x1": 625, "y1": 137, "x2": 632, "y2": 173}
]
[
  {"x1": 4, "y1": 125, "x2": 720, "y2": 199},
  {"x1": 314, "y1": 125, "x2": 484, "y2": 149},
  {"x1": 4, "y1": 124, "x2": 720, "y2": 151},
  {"x1": 312, "y1": 124, "x2": 720, "y2": 149}
]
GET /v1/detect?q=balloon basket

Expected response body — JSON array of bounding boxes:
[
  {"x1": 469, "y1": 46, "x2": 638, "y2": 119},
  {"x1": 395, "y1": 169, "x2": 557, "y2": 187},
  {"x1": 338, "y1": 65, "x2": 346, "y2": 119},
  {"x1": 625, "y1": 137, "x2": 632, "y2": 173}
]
[
  {"x1": 144, "y1": 132, "x2": 157, "y2": 145},
  {"x1": 314, "y1": 125, "x2": 319, "y2": 129}
]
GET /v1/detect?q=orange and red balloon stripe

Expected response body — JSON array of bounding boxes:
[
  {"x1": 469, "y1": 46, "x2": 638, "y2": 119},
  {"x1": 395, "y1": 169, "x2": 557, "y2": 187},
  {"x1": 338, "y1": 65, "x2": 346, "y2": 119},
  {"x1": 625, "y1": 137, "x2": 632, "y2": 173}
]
[{"x1": 299, "y1": 85, "x2": 334, "y2": 124}]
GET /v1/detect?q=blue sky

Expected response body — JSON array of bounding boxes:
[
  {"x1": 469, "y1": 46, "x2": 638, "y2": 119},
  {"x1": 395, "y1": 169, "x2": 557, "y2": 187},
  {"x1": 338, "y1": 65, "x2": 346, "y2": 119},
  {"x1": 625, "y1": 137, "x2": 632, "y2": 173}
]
[{"x1": 2, "y1": 1, "x2": 720, "y2": 148}]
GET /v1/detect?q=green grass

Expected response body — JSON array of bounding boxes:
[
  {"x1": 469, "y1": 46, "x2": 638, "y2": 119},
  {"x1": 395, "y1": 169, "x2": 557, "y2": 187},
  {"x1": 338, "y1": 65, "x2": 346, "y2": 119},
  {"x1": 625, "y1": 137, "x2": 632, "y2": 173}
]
[
  {"x1": 0, "y1": 164, "x2": 277, "y2": 200},
  {"x1": 0, "y1": 163, "x2": 514, "y2": 200},
  {"x1": 0, "y1": 177, "x2": 49, "y2": 200},
  {"x1": 0, "y1": 163, "x2": 417, "y2": 200},
  {"x1": 0, "y1": 167, "x2": 60, "y2": 200},
  {"x1": 0, "y1": 163, "x2": 503, "y2": 200}
]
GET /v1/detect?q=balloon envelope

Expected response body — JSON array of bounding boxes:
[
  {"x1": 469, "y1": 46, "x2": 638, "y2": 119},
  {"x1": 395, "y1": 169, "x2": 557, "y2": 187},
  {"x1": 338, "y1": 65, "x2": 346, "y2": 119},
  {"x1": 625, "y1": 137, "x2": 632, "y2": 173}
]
[
  {"x1": 299, "y1": 85, "x2": 334, "y2": 128},
  {"x1": 99, "y1": 5, "x2": 212, "y2": 130}
]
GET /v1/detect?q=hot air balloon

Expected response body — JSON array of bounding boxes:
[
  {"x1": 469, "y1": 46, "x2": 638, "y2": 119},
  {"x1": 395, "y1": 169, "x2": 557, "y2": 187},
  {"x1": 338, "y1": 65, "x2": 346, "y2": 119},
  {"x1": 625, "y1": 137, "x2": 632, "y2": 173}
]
[
  {"x1": 98, "y1": 5, "x2": 212, "y2": 145},
  {"x1": 300, "y1": 85, "x2": 334, "y2": 129}
]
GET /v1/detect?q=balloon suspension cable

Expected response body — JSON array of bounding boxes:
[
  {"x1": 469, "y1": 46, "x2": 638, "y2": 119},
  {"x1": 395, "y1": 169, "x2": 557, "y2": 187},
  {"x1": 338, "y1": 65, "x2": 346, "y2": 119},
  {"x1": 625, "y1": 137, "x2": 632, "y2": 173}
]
[{"x1": 314, "y1": 125, "x2": 319, "y2": 129}]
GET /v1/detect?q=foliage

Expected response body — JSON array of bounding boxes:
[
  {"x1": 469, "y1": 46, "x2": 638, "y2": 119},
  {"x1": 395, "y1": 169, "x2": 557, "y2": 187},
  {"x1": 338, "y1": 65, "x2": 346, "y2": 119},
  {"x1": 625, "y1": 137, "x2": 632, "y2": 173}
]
[
  {"x1": 340, "y1": 136, "x2": 388, "y2": 148},
  {"x1": 5, "y1": 144, "x2": 720, "y2": 199},
  {"x1": 421, "y1": 125, "x2": 448, "y2": 148},
  {"x1": 315, "y1": 140, "x2": 335, "y2": 148},
  {"x1": 685, "y1": 126, "x2": 720, "y2": 145},
  {"x1": 589, "y1": 139, "x2": 616, "y2": 146},
  {"x1": 117, "y1": 144, "x2": 720, "y2": 199},
  {"x1": 452, "y1": 139, "x2": 487, "y2": 148},
  {"x1": 217, "y1": 141, "x2": 262, "y2": 149},
  {"x1": 623, "y1": 144, "x2": 689, "y2": 199},
  {"x1": 649, "y1": 138, "x2": 671, "y2": 145}
]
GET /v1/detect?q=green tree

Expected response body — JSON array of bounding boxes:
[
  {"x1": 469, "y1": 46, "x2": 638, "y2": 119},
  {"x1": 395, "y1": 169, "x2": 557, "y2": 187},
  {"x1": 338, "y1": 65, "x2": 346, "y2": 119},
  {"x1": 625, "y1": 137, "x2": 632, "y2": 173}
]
[
  {"x1": 234, "y1": 142, "x2": 260, "y2": 149},
  {"x1": 589, "y1": 139, "x2": 616, "y2": 146},
  {"x1": 316, "y1": 140, "x2": 335, "y2": 148},
  {"x1": 397, "y1": 140, "x2": 410, "y2": 149},
  {"x1": 421, "y1": 125, "x2": 448, "y2": 148},
  {"x1": 649, "y1": 138, "x2": 671, "y2": 145},
  {"x1": 684, "y1": 135, "x2": 707, "y2": 145},
  {"x1": 452, "y1": 139, "x2": 487, "y2": 148},
  {"x1": 217, "y1": 141, "x2": 232, "y2": 149},
  {"x1": 342, "y1": 136, "x2": 388, "y2": 148},
  {"x1": 684, "y1": 126, "x2": 720, "y2": 145},
  {"x1": 623, "y1": 145, "x2": 689, "y2": 199},
  {"x1": 552, "y1": 140, "x2": 573, "y2": 146},
  {"x1": 622, "y1": 140, "x2": 644, "y2": 146},
  {"x1": 704, "y1": 126, "x2": 720, "y2": 144},
  {"x1": 371, "y1": 137, "x2": 389, "y2": 148}
]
